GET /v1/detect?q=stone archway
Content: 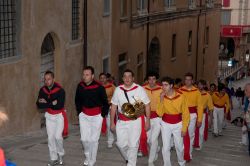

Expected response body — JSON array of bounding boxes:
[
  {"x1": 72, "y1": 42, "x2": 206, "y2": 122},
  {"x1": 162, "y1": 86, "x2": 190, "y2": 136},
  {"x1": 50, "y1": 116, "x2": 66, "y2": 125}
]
[
  {"x1": 147, "y1": 37, "x2": 160, "y2": 74},
  {"x1": 39, "y1": 33, "x2": 57, "y2": 128},
  {"x1": 40, "y1": 33, "x2": 55, "y2": 87}
]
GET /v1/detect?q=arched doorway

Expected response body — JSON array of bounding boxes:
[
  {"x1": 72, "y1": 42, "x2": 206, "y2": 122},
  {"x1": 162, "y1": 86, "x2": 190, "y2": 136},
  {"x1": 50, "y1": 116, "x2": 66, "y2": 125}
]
[
  {"x1": 40, "y1": 33, "x2": 55, "y2": 87},
  {"x1": 39, "y1": 33, "x2": 55, "y2": 128},
  {"x1": 147, "y1": 37, "x2": 160, "y2": 74}
]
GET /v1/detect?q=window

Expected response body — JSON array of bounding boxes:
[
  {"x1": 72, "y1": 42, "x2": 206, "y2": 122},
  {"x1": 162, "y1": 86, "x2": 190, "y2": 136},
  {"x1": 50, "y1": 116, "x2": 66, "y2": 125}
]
[
  {"x1": 103, "y1": 0, "x2": 110, "y2": 16},
  {"x1": 103, "y1": 57, "x2": 110, "y2": 73},
  {"x1": 137, "y1": 0, "x2": 147, "y2": 14},
  {"x1": 0, "y1": 0, "x2": 16, "y2": 60},
  {"x1": 72, "y1": 0, "x2": 80, "y2": 40},
  {"x1": 223, "y1": 0, "x2": 230, "y2": 7},
  {"x1": 120, "y1": 0, "x2": 127, "y2": 18},
  {"x1": 171, "y1": 34, "x2": 176, "y2": 58},
  {"x1": 188, "y1": 31, "x2": 192, "y2": 53},
  {"x1": 164, "y1": 0, "x2": 175, "y2": 9},
  {"x1": 188, "y1": 0, "x2": 196, "y2": 9},
  {"x1": 118, "y1": 53, "x2": 128, "y2": 83},
  {"x1": 247, "y1": 34, "x2": 250, "y2": 43},
  {"x1": 206, "y1": 26, "x2": 209, "y2": 45},
  {"x1": 221, "y1": 10, "x2": 231, "y2": 25}
]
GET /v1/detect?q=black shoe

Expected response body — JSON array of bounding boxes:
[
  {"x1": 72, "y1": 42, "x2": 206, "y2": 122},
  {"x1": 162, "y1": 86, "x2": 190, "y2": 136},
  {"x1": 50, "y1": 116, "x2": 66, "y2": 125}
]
[{"x1": 126, "y1": 160, "x2": 128, "y2": 164}]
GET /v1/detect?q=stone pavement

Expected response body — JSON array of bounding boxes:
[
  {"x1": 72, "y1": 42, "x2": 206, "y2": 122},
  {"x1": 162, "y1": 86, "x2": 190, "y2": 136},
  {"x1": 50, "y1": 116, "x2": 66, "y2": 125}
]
[{"x1": 0, "y1": 98, "x2": 250, "y2": 166}]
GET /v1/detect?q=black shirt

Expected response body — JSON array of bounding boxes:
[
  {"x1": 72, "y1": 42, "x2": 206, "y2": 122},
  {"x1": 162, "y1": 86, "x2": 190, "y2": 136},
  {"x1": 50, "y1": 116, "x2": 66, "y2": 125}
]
[
  {"x1": 75, "y1": 80, "x2": 109, "y2": 117},
  {"x1": 36, "y1": 82, "x2": 65, "y2": 110}
]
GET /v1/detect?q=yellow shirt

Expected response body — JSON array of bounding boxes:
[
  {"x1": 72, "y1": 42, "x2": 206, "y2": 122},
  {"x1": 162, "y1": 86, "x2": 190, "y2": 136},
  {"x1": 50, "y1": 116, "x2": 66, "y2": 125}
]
[
  {"x1": 157, "y1": 91, "x2": 190, "y2": 132},
  {"x1": 179, "y1": 86, "x2": 203, "y2": 123},
  {"x1": 104, "y1": 83, "x2": 116, "y2": 104},
  {"x1": 212, "y1": 92, "x2": 230, "y2": 113},
  {"x1": 200, "y1": 91, "x2": 214, "y2": 112},
  {"x1": 143, "y1": 84, "x2": 162, "y2": 112}
]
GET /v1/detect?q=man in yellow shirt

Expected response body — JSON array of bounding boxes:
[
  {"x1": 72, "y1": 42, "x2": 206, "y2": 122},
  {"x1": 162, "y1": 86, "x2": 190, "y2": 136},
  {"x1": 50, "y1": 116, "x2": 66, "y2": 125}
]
[
  {"x1": 99, "y1": 73, "x2": 116, "y2": 148},
  {"x1": 212, "y1": 84, "x2": 230, "y2": 136},
  {"x1": 194, "y1": 80, "x2": 214, "y2": 150},
  {"x1": 157, "y1": 76, "x2": 190, "y2": 166},
  {"x1": 179, "y1": 73, "x2": 203, "y2": 161},
  {"x1": 142, "y1": 72, "x2": 162, "y2": 165}
]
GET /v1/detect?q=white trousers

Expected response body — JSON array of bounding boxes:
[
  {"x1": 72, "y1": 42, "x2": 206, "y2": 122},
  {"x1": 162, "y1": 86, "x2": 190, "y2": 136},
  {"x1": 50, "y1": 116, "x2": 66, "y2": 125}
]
[
  {"x1": 198, "y1": 113, "x2": 206, "y2": 149},
  {"x1": 161, "y1": 121, "x2": 185, "y2": 166},
  {"x1": 213, "y1": 107, "x2": 224, "y2": 134},
  {"x1": 116, "y1": 117, "x2": 141, "y2": 166},
  {"x1": 188, "y1": 113, "x2": 197, "y2": 159},
  {"x1": 79, "y1": 112, "x2": 103, "y2": 166},
  {"x1": 106, "y1": 112, "x2": 115, "y2": 146},
  {"x1": 147, "y1": 117, "x2": 161, "y2": 163},
  {"x1": 45, "y1": 112, "x2": 64, "y2": 161}
]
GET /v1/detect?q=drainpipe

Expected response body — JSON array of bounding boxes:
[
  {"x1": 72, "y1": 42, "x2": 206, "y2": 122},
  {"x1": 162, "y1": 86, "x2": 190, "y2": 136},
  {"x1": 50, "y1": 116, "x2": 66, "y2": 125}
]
[
  {"x1": 146, "y1": 0, "x2": 150, "y2": 73},
  {"x1": 195, "y1": 0, "x2": 202, "y2": 80},
  {"x1": 83, "y1": 0, "x2": 87, "y2": 67}
]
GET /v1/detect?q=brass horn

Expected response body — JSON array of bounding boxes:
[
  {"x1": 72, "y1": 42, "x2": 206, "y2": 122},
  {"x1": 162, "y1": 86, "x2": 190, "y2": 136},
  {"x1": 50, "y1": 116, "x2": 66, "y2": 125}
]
[{"x1": 121, "y1": 96, "x2": 145, "y2": 120}]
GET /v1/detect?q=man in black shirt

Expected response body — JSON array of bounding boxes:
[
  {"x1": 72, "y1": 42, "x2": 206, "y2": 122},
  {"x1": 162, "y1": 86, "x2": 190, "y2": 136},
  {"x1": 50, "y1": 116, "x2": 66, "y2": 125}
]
[
  {"x1": 36, "y1": 71, "x2": 67, "y2": 166},
  {"x1": 75, "y1": 66, "x2": 109, "y2": 166}
]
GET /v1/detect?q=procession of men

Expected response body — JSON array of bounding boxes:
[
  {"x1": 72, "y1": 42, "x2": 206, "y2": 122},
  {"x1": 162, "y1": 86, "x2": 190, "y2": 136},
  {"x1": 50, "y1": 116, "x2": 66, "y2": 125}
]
[{"x1": 37, "y1": 66, "x2": 241, "y2": 166}]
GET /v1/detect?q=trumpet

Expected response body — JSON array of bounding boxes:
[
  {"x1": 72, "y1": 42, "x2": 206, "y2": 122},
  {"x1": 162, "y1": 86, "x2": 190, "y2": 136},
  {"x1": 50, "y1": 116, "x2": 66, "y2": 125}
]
[{"x1": 121, "y1": 96, "x2": 145, "y2": 119}]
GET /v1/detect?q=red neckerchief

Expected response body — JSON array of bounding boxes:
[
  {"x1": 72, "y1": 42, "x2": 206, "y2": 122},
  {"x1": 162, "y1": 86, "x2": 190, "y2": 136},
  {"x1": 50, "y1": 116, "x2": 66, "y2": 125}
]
[
  {"x1": 80, "y1": 80, "x2": 100, "y2": 90},
  {"x1": 104, "y1": 83, "x2": 113, "y2": 89},
  {"x1": 164, "y1": 91, "x2": 181, "y2": 100},
  {"x1": 215, "y1": 92, "x2": 225, "y2": 98},
  {"x1": 144, "y1": 84, "x2": 161, "y2": 92},
  {"x1": 119, "y1": 85, "x2": 138, "y2": 92},
  {"x1": 201, "y1": 91, "x2": 208, "y2": 96},
  {"x1": 179, "y1": 86, "x2": 198, "y2": 92},
  {"x1": 42, "y1": 82, "x2": 61, "y2": 99}
]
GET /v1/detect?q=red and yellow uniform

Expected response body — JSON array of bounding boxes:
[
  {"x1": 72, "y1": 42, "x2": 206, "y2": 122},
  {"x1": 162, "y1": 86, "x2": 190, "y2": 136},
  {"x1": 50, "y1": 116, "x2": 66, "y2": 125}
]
[
  {"x1": 157, "y1": 91, "x2": 190, "y2": 132},
  {"x1": 179, "y1": 86, "x2": 203, "y2": 122},
  {"x1": 143, "y1": 84, "x2": 162, "y2": 117},
  {"x1": 179, "y1": 85, "x2": 203, "y2": 160},
  {"x1": 157, "y1": 91, "x2": 190, "y2": 165},
  {"x1": 211, "y1": 92, "x2": 230, "y2": 135},
  {"x1": 142, "y1": 83, "x2": 162, "y2": 162},
  {"x1": 201, "y1": 92, "x2": 214, "y2": 112},
  {"x1": 212, "y1": 92, "x2": 230, "y2": 113},
  {"x1": 101, "y1": 83, "x2": 116, "y2": 147},
  {"x1": 104, "y1": 83, "x2": 116, "y2": 104},
  {"x1": 194, "y1": 91, "x2": 214, "y2": 148}
]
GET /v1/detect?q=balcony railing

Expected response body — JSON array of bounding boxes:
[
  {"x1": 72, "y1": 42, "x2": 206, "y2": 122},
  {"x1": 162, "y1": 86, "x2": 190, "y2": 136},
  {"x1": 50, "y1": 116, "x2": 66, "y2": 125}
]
[{"x1": 219, "y1": 62, "x2": 244, "y2": 81}]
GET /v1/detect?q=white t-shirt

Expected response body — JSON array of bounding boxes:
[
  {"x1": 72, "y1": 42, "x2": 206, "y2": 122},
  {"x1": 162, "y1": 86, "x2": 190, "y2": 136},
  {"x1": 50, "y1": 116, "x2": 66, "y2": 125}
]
[{"x1": 111, "y1": 83, "x2": 150, "y2": 113}]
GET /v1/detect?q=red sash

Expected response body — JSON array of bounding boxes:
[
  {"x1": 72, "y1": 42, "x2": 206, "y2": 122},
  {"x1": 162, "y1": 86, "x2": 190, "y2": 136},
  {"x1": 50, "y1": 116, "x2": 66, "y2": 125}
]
[
  {"x1": 193, "y1": 109, "x2": 206, "y2": 148},
  {"x1": 189, "y1": 106, "x2": 197, "y2": 113},
  {"x1": 162, "y1": 114, "x2": 182, "y2": 124},
  {"x1": 82, "y1": 107, "x2": 101, "y2": 116},
  {"x1": 101, "y1": 118, "x2": 107, "y2": 135},
  {"x1": 226, "y1": 109, "x2": 231, "y2": 121},
  {"x1": 118, "y1": 113, "x2": 148, "y2": 156},
  {"x1": 150, "y1": 111, "x2": 159, "y2": 119},
  {"x1": 214, "y1": 104, "x2": 225, "y2": 108},
  {"x1": 47, "y1": 108, "x2": 68, "y2": 137},
  {"x1": 183, "y1": 128, "x2": 191, "y2": 161}
]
